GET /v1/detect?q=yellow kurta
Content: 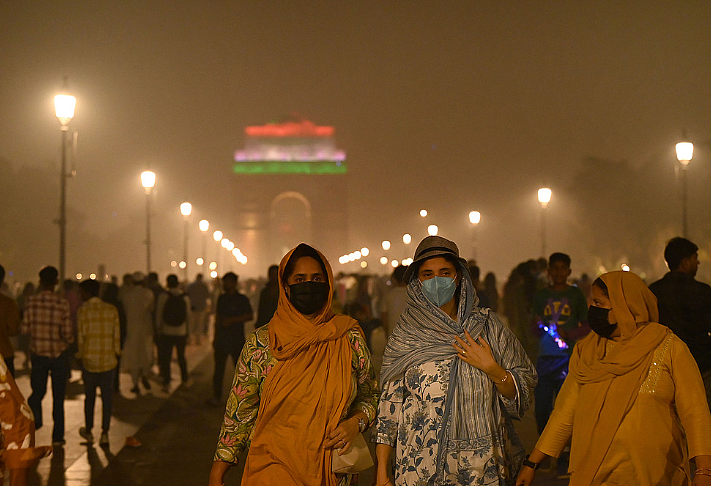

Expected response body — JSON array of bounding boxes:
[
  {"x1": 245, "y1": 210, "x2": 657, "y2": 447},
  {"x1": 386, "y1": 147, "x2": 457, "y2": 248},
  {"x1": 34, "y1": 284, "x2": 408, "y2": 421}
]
[{"x1": 537, "y1": 333, "x2": 711, "y2": 485}]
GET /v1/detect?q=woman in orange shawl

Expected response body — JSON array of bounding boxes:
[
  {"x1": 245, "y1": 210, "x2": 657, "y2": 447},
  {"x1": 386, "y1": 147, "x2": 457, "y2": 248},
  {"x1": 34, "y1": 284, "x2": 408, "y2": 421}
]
[
  {"x1": 209, "y1": 243, "x2": 379, "y2": 486},
  {"x1": 516, "y1": 271, "x2": 711, "y2": 486}
]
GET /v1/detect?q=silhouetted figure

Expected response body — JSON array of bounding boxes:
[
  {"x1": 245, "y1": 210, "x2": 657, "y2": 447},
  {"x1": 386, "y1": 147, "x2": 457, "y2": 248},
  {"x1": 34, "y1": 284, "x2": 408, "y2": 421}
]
[
  {"x1": 255, "y1": 265, "x2": 279, "y2": 328},
  {"x1": 649, "y1": 237, "x2": 711, "y2": 409},
  {"x1": 210, "y1": 272, "x2": 252, "y2": 404},
  {"x1": 0, "y1": 264, "x2": 20, "y2": 377},
  {"x1": 21, "y1": 266, "x2": 73, "y2": 446},
  {"x1": 156, "y1": 274, "x2": 190, "y2": 390},
  {"x1": 186, "y1": 273, "x2": 211, "y2": 344},
  {"x1": 77, "y1": 279, "x2": 120, "y2": 446}
]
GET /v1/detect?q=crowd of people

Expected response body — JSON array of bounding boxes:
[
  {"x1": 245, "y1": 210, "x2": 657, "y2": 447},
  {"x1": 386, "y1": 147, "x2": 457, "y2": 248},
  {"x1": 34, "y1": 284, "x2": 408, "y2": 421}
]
[{"x1": 1, "y1": 233, "x2": 710, "y2": 485}]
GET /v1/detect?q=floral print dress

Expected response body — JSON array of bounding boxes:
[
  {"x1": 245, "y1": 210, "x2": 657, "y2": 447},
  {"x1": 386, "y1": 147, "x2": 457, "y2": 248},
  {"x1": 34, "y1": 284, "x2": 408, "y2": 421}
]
[
  {"x1": 375, "y1": 356, "x2": 530, "y2": 486},
  {"x1": 214, "y1": 324, "x2": 379, "y2": 485}
]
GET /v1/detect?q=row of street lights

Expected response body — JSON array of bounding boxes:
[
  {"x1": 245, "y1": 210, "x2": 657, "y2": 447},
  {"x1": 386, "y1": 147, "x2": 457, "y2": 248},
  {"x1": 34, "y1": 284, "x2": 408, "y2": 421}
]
[{"x1": 140, "y1": 170, "x2": 247, "y2": 279}]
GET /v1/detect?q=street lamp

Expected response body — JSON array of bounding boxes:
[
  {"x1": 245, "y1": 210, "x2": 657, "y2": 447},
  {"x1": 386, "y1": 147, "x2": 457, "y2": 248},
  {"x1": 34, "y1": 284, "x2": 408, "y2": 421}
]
[
  {"x1": 427, "y1": 225, "x2": 438, "y2": 236},
  {"x1": 199, "y1": 219, "x2": 209, "y2": 268},
  {"x1": 54, "y1": 91, "x2": 76, "y2": 283},
  {"x1": 468, "y1": 211, "x2": 481, "y2": 259},
  {"x1": 180, "y1": 202, "x2": 192, "y2": 280},
  {"x1": 141, "y1": 171, "x2": 156, "y2": 272},
  {"x1": 676, "y1": 137, "x2": 694, "y2": 238},
  {"x1": 212, "y1": 230, "x2": 223, "y2": 274},
  {"x1": 382, "y1": 240, "x2": 391, "y2": 251},
  {"x1": 538, "y1": 188, "x2": 552, "y2": 257}
]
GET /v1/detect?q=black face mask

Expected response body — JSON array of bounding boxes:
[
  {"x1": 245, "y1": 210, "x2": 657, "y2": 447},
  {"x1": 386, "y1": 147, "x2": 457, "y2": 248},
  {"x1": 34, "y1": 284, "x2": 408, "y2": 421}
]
[
  {"x1": 288, "y1": 281, "x2": 330, "y2": 315},
  {"x1": 588, "y1": 305, "x2": 617, "y2": 338}
]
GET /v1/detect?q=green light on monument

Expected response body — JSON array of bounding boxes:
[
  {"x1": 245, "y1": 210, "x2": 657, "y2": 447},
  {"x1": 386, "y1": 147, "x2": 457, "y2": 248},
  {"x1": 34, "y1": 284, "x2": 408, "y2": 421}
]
[{"x1": 232, "y1": 160, "x2": 348, "y2": 175}]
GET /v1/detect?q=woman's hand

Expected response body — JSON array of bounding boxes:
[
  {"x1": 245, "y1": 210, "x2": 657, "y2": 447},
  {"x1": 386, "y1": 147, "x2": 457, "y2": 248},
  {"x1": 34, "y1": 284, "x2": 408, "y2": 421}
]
[
  {"x1": 515, "y1": 466, "x2": 536, "y2": 485},
  {"x1": 323, "y1": 416, "x2": 359, "y2": 454},
  {"x1": 452, "y1": 330, "x2": 498, "y2": 374},
  {"x1": 208, "y1": 460, "x2": 232, "y2": 486}
]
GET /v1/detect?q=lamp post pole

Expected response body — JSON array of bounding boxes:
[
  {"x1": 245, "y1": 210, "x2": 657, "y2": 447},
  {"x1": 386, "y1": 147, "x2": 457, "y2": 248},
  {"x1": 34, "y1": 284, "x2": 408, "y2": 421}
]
[
  {"x1": 199, "y1": 220, "x2": 209, "y2": 273},
  {"x1": 676, "y1": 138, "x2": 694, "y2": 238},
  {"x1": 468, "y1": 211, "x2": 481, "y2": 260},
  {"x1": 54, "y1": 92, "x2": 76, "y2": 284},
  {"x1": 141, "y1": 171, "x2": 156, "y2": 273},
  {"x1": 180, "y1": 202, "x2": 192, "y2": 281},
  {"x1": 538, "y1": 188, "x2": 552, "y2": 258}
]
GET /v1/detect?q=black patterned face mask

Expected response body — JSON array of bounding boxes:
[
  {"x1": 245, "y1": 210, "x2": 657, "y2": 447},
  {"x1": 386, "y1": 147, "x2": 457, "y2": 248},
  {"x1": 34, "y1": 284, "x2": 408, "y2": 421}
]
[
  {"x1": 587, "y1": 305, "x2": 617, "y2": 338},
  {"x1": 288, "y1": 281, "x2": 330, "y2": 315}
]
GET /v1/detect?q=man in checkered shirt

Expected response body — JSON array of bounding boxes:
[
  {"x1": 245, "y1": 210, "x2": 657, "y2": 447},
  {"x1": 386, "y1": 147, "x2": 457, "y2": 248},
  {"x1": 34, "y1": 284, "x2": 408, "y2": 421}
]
[{"x1": 20, "y1": 266, "x2": 74, "y2": 446}]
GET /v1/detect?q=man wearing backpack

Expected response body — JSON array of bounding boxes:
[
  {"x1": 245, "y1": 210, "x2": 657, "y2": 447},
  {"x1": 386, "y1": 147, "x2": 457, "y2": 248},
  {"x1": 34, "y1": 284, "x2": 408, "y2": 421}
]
[{"x1": 155, "y1": 274, "x2": 191, "y2": 392}]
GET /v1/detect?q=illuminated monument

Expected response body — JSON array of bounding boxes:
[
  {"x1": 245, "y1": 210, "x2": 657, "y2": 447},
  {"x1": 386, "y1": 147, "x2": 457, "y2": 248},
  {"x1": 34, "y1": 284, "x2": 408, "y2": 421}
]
[{"x1": 230, "y1": 115, "x2": 349, "y2": 272}]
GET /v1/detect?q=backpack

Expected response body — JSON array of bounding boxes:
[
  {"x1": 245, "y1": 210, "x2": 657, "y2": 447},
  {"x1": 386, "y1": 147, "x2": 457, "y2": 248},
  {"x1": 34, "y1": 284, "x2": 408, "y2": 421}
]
[{"x1": 163, "y1": 293, "x2": 187, "y2": 327}]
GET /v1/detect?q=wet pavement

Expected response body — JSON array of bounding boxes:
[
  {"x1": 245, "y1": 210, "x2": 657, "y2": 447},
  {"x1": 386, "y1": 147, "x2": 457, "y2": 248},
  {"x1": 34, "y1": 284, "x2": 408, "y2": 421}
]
[{"x1": 13, "y1": 341, "x2": 568, "y2": 486}]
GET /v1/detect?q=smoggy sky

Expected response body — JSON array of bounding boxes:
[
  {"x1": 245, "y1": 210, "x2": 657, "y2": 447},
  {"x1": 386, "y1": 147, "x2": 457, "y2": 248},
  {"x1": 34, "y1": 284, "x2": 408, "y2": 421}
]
[{"x1": 2, "y1": 2, "x2": 711, "y2": 285}]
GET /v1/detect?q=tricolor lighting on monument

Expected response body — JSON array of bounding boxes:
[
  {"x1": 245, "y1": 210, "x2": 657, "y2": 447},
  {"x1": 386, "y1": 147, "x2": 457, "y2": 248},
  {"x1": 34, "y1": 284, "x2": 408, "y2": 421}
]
[{"x1": 233, "y1": 117, "x2": 347, "y2": 175}]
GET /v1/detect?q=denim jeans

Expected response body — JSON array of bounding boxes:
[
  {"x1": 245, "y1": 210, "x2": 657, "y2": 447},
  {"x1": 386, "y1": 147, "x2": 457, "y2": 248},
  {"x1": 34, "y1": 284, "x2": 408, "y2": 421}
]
[
  {"x1": 28, "y1": 353, "x2": 70, "y2": 442},
  {"x1": 83, "y1": 368, "x2": 116, "y2": 431},
  {"x1": 157, "y1": 335, "x2": 188, "y2": 385}
]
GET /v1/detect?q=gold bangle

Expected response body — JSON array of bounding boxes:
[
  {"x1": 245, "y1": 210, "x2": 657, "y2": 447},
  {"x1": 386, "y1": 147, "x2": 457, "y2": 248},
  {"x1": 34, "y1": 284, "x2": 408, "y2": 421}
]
[
  {"x1": 494, "y1": 370, "x2": 509, "y2": 384},
  {"x1": 696, "y1": 469, "x2": 711, "y2": 473},
  {"x1": 695, "y1": 471, "x2": 711, "y2": 477}
]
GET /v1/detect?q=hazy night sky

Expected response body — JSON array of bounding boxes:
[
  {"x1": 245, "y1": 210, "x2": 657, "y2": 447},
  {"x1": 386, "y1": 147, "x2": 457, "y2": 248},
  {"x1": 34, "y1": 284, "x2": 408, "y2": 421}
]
[{"x1": 1, "y1": 2, "x2": 711, "y2": 285}]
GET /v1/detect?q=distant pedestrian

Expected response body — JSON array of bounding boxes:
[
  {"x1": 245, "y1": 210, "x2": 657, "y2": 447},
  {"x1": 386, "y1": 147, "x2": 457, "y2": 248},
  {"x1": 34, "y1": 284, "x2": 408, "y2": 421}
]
[
  {"x1": 379, "y1": 265, "x2": 408, "y2": 339},
  {"x1": 120, "y1": 272, "x2": 155, "y2": 395},
  {"x1": 649, "y1": 237, "x2": 711, "y2": 409},
  {"x1": 156, "y1": 274, "x2": 190, "y2": 391},
  {"x1": 531, "y1": 252, "x2": 589, "y2": 477},
  {"x1": 0, "y1": 264, "x2": 20, "y2": 376},
  {"x1": 210, "y1": 272, "x2": 252, "y2": 404},
  {"x1": 185, "y1": 273, "x2": 211, "y2": 345},
  {"x1": 76, "y1": 279, "x2": 120, "y2": 446},
  {"x1": 21, "y1": 266, "x2": 73, "y2": 446},
  {"x1": 483, "y1": 271, "x2": 500, "y2": 312},
  {"x1": 101, "y1": 283, "x2": 126, "y2": 392},
  {"x1": 254, "y1": 265, "x2": 279, "y2": 327}
]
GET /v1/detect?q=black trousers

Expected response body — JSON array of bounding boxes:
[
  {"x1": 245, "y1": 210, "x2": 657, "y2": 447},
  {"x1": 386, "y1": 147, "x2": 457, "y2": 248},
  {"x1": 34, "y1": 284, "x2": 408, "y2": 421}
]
[{"x1": 157, "y1": 335, "x2": 188, "y2": 385}]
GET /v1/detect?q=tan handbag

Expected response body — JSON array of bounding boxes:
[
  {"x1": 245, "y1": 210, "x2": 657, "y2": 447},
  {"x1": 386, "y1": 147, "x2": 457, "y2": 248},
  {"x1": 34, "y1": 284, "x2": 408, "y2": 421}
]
[{"x1": 331, "y1": 433, "x2": 374, "y2": 474}]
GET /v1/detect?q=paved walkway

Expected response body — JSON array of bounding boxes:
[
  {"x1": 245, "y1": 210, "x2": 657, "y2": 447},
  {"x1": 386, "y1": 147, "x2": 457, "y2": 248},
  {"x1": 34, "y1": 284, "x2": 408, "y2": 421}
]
[{"x1": 14, "y1": 342, "x2": 568, "y2": 486}]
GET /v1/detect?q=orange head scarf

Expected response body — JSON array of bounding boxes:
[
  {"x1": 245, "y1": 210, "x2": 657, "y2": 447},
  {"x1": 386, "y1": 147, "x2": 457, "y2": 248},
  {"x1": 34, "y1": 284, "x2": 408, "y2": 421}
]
[
  {"x1": 568, "y1": 271, "x2": 670, "y2": 485},
  {"x1": 241, "y1": 244, "x2": 358, "y2": 486}
]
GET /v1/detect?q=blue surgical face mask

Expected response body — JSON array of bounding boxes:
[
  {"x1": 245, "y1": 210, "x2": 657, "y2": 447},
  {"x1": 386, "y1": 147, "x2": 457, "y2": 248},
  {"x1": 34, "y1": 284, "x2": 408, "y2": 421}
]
[{"x1": 420, "y1": 275, "x2": 457, "y2": 307}]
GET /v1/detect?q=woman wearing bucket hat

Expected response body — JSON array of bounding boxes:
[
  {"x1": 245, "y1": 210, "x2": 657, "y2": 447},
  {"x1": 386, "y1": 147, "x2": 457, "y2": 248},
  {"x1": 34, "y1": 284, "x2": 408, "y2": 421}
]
[
  {"x1": 516, "y1": 271, "x2": 711, "y2": 486},
  {"x1": 209, "y1": 243, "x2": 379, "y2": 486},
  {"x1": 373, "y1": 235, "x2": 537, "y2": 486}
]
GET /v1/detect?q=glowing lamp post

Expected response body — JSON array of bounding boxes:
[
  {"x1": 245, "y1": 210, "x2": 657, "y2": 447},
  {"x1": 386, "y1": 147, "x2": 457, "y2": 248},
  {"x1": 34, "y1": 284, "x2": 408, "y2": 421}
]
[
  {"x1": 212, "y1": 230, "x2": 223, "y2": 274},
  {"x1": 141, "y1": 171, "x2": 156, "y2": 272},
  {"x1": 469, "y1": 211, "x2": 481, "y2": 259},
  {"x1": 676, "y1": 137, "x2": 694, "y2": 238},
  {"x1": 427, "y1": 225, "x2": 438, "y2": 236},
  {"x1": 54, "y1": 91, "x2": 76, "y2": 283},
  {"x1": 180, "y1": 202, "x2": 192, "y2": 280},
  {"x1": 538, "y1": 188, "x2": 552, "y2": 257},
  {"x1": 199, "y1": 219, "x2": 209, "y2": 269}
]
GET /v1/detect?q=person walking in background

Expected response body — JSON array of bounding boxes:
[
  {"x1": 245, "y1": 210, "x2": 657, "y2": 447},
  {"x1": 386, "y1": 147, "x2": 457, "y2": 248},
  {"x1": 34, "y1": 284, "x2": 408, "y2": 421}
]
[
  {"x1": 483, "y1": 272, "x2": 500, "y2": 312},
  {"x1": 255, "y1": 265, "x2": 279, "y2": 328},
  {"x1": 120, "y1": 272, "x2": 155, "y2": 396},
  {"x1": 379, "y1": 265, "x2": 408, "y2": 339},
  {"x1": 21, "y1": 266, "x2": 73, "y2": 446},
  {"x1": 0, "y1": 264, "x2": 20, "y2": 377},
  {"x1": 76, "y1": 279, "x2": 120, "y2": 447},
  {"x1": 15, "y1": 282, "x2": 35, "y2": 371},
  {"x1": 531, "y1": 252, "x2": 588, "y2": 477},
  {"x1": 209, "y1": 272, "x2": 252, "y2": 405},
  {"x1": 374, "y1": 236, "x2": 537, "y2": 486},
  {"x1": 101, "y1": 283, "x2": 126, "y2": 392},
  {"x1": 209, "y1": 243, "x2": 378, "y2": 486},
  {"x1": 649, "y1": 237, "x2": 711, "y2": 409},
  {"x1": 516, "y1": 271, "x2": 711, "y2": 485},
  {"x1": 155, "y1": 274, "x2": 190, "y2": 391},
  {"x1": 185, "y1": 273, "x2": 211, "y2": 345}
]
